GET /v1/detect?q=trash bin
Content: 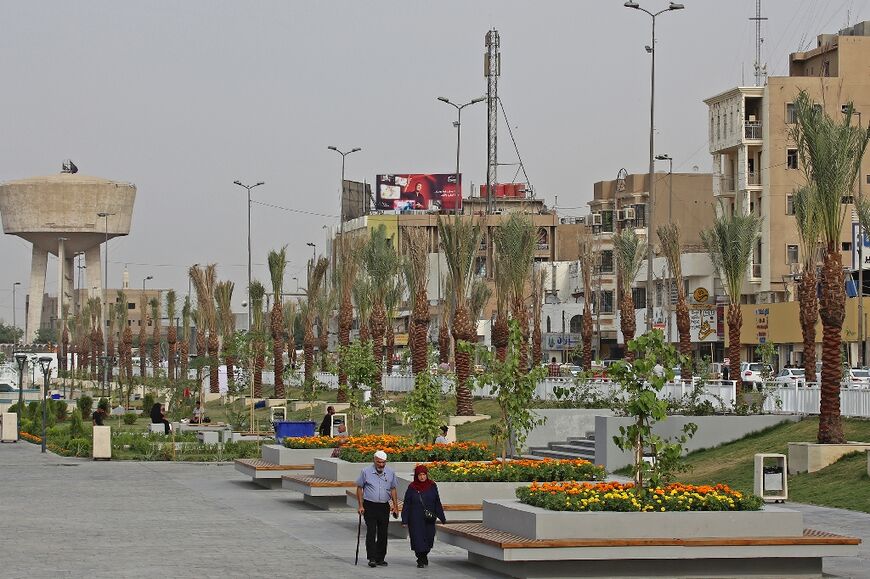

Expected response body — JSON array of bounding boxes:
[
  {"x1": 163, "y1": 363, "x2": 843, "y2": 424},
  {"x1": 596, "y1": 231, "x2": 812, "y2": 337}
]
[
  {"x1": 274, "y1": 420, "x2": 316, "y2": 441},
  {"x1": 753, "y1": 453, "x2": 788, "y2": 502}
]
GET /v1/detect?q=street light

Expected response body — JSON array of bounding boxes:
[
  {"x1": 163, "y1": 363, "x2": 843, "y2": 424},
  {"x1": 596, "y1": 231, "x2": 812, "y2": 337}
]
[
  {"x1": 843, "y1": 105, "x2": 865, "y2": 365},
  {"x1": 98, "y1": 212, "x2": 115, "y2": 400},
  {"x1": 142, "y1": 275, "x2": 153, "y2": 294},
  {"x1": 14, "y1": 353, "x2": 27, "y2": 439},
  {"x1": 624, "y1": 0, "x2": 685, "y2": 330},
  {"x1": 306, "y1": 243, "x2": 316, "y2": 291},
  {"x1": 654, "y1": 154, "x2": 674, "y2": 344},
  {"x1": 437, "y1": 96, "x2": 486, "y2": 215},
  {"x1": 12, "y1": 281, "x2": 21, "y2": 345},
  {"x1": 234, "y1": 180, "x2": 265, "y2": 331},
  {"x1": 327, "y1": 146, "x2": 361, "y2": 234},
  {"x1": 38, "y1": 356, "x2": 52, "y2": 453}
]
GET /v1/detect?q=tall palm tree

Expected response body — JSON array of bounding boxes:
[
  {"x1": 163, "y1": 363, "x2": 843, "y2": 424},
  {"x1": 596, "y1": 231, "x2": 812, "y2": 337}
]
[
  {"x1": 283, "y1": 299, "x2": 298, "y2": 377},
  {"x1": 469, "y1": 278, "x2": 492, "y2": 336},
  {"x1": 491, "y1": 249, "x2": 511, "y2": 362},
  {"x1": 149, "y1": 297, "x2": 160, "y2": 376},
  {"x1": 793, "y1": 91, "x2": 870, "y2": 443},
  {"x1": 138, "y1": 292, "x2": 148, "y2": 381},
  {"x1": 250, "y1": 280, "x2": 266, "y2": 397},
  {"x1": 268, "y1": 247, "x2": 288, "y2": 397},
  {"x1": 317, "y1": 284, "x2": 336, "y2": 372},
  {"x1": 192, "y1": 308, "x2": 205, "y2": 385},
  {"x1": 657, "y1": 224, "x2": 692, "y2": 380},
  {"x1": 190, "y1": 264, "x2": 219, "y2": 393},
  {"x1": 215, "y1": 281, "x2": 235, "y2": 391},
  {"x1": 701, "y1": 207, "x2": 762, "y2": 400},
  {"x1": 530, "y1": 266, "x2": 547, "y2": 367},
  {"x1": 613, "y1": 228, "x2": 646, "y2": 362},
  {"x1": 438, "y1": 214, "x2": 484, "y2": 416},
  {"x1": 180, "y1": 295, "x2": 192, "y2": 382},
  {"x1": 403, "y1": 228, "x2": 431, "y2": 375},
  {"x1": 116, "y1": 292, "x2": 132, "y2": 402},
  {"x1": 438, "y1": 292, "x2": 451, "y2": 366},
  {"x1": 337, "y1": 236, "x2": 362, "y2": 397},
  {"x1": 304, "y1": 257, "x2": 329, "y2": 384},
  {"x1": 494, "y1": 214, "x2": 535, "y2": 369},
  {"x1": 364, "y1": 225, "x2": 398, "y2": 393},
  {"x1": 384, "y1": 274, "x2": 404, "y2": 375},
  {"x1": 793, "y1": 186, "x2": 821, "y2": 384},
  {"x1": 88, "y1": 296, "x2": 101, "y2": 381},
  {"x1": 165, "y1": 290, "x2": 177, "y2": 383},
  {"x1": 578, "y1": 230, "x2": 596, "y2": 370},
  {"x1": 353, "y1": 273, "x2": 373, "y2": 344}
]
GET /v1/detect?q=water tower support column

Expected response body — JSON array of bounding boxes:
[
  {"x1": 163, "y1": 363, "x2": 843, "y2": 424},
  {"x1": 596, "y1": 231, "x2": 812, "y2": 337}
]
[
  {"x1": 27, "y1": 246, "x2": 48, "y2": 344},
  {"x1": 85, "y1": 245, "x2": 102, "y2": 323}
]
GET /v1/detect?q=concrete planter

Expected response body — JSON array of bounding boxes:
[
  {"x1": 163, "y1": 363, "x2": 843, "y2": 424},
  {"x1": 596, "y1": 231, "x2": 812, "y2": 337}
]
[
  {"x1": 313, "y1": 458, "x2": 421, "y2": 481},
  {"x1": 787, "y1": 441, "x2": 870, "y2": 474},
  {"x1": 482, "y1": 499, "x2": 803, "y2": 540},
  {"x1": 398, "y1": 476, "x2": 531, "y2": 505},
  {"x1": 262, "y1": 445, "x2": 333, "y2": 466}
]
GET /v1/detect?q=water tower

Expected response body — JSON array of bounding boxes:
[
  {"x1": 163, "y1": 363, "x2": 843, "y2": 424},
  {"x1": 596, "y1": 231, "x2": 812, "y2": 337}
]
[{"x1": 0, "y1": 163, "x2": 136, "y2": 342}]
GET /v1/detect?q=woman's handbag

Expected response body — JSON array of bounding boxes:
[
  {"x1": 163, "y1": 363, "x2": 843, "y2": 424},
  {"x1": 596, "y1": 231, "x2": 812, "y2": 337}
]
[{"x1": 418, "y1": 492, "x2": 437, "y2": 523}]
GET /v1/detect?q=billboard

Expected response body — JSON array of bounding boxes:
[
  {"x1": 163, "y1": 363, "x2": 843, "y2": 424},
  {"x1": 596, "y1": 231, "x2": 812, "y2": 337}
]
[
  {"x1": 341, "y1": 180, "x2": 371, "y2": 223},
  {"x1": 375, "y1": 173, "x2": 461, "y2": 212}
]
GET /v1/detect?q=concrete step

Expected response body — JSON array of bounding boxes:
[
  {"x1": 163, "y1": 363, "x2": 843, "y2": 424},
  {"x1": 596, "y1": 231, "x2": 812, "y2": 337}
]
[
  {"x1": 567, "y1": 433, "x2": 595, "y2": 442},
  {"x1": 556, "y1": 439, "x2": 595, "y2": 450},
  {"x1": 525, "y1": 448, "x2": 594, "y2": 460},
  {"x1": 549, "y1": 443, "x2": 594, "y2": 455}
]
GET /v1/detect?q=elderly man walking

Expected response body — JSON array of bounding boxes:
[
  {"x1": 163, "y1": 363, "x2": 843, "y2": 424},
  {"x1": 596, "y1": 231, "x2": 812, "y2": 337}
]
[{"x1": 356, "y1": 450, "x2": 399, "y2": 568}]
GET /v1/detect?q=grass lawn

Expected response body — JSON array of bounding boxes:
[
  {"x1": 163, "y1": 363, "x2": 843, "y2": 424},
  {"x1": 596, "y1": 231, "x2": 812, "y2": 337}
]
[{"x1": 679, "y1": 416, "x2": 870, "y2": 513}]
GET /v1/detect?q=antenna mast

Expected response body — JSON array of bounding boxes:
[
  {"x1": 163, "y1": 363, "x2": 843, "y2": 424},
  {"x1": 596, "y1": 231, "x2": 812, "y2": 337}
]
[
  {"x1": 749, "y1": 0, "x2": 768, "y2": 86},
  {"x1": 485, "y1": 29, "x2": 500, "y2": 214}
]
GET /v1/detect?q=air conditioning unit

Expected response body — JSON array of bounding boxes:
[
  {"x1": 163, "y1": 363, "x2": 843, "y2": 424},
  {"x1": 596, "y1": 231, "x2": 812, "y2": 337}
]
[
  {"x1": 592, "y1": 213, "x2": 603, "y2": 226},
  {"x1": 623, "y1": 207, "x2": 636, "y2": 221}
]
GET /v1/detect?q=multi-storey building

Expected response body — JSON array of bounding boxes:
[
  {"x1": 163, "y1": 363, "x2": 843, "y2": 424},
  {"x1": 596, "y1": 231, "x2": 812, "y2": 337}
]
[{"x1": 705, "y1": 21, "x2": 870, "y2": 367}]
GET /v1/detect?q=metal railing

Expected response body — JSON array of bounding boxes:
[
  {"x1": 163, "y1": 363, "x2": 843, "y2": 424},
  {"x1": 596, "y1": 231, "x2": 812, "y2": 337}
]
[
  {"x1": 744, "y1": 121, "x2": 762, "y2": 140},
  {"x1": 747, "y1": 171, "x2": 761, "y2": 186},
  {"x1": 719, "y1": 176, "x2": 735, "y2": 192}
]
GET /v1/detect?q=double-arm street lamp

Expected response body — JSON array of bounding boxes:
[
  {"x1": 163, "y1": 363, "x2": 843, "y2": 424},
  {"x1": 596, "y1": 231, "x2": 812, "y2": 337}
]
[
  {"x1": 654, "y1": 154, "x2": 674, "y2": 343},
  {"x1": 437, "y1": 96, "x2": 486, "y2": 215},
  {"x1": 327, "y1": 146, "x2": 361, "y2": 234},
  {"x1": 624, "y1": 0, "x2": 685, "y2": 330},
  {"x1": 234, "y1": 180, "x2": 265, "y2": 331},
  {"x1": 38, "y1": 356, "x2": 52, "y2": 453},
  {"x1": 97, "y1": 212, "x2": 115, "y2": 399},
  {"x1": 14, "y1": 353, "x2": 27, "y2": 439}
]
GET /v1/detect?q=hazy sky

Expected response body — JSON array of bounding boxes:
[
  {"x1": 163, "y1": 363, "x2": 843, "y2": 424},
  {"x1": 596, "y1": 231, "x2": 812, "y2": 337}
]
[{"x1": 0, "y1": 0, "x2": 864, "y2": 325}]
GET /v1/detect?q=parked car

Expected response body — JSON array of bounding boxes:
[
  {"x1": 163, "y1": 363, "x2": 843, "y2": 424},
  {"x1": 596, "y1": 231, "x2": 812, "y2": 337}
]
[
  {"x1": 773, "y1": 368, "x2": 805, "y2": 386},
  {"x1": 740, "y1": 362, "x2": 773, "y2": 389},
  {"x1": 845, "y1": 368, "x2": 870, "y2": 388},
  {"x1": 0, "y1": 382, "x2": 19, "y2": 393}
]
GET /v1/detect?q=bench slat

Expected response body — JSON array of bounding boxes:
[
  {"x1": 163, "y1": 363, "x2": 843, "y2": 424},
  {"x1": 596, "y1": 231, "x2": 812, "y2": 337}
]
[
  {"x1": 283, "y1": 475, "x2": 356, "y2": 488},
  {"x1": 235, "y1": 459, "x2": 313, "y2": 471}
]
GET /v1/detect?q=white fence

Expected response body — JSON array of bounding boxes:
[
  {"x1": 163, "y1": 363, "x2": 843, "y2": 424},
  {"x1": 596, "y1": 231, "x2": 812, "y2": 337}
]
[{"x1": 762, "y1": 384, "x2": 870, "y2": 418}]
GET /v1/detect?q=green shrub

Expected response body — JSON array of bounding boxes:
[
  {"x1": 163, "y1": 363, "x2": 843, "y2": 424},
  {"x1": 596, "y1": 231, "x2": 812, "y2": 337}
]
[
  {"x1": 68, "y1": 409, "x2": 85, "y2": 438},
  {"x1": 53, "y1": 400, "x2": 69, "y2": 422},
  {"x1": 142, "y1": 393, "x2": 155, "y2": 415},
  {"x1": 97, "y1": 397, "x2": 110, "y2": 413},
  {"x1": 67, "y1": 437, "x2": 92, "y2": 457},
  {"x1": 122, "y1": 412, "x2": 138, "y2": 425},
  {"x1": 77, "y1": 396, "x2": 93, "y2": 418},
  {"x1": 26, "y1": 401, "x2": 40, "y2": 421}
]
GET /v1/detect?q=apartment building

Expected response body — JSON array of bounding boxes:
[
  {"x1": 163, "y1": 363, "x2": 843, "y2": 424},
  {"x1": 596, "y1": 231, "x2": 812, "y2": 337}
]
[{"x1": 705, "y1": 21, "x2": 870, "y2": 366}]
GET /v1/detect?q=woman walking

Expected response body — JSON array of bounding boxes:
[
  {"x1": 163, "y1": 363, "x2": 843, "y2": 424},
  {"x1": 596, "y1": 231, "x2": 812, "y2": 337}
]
[{"x1": 401, "y1": 464, "x2": 446, "y2": 568}]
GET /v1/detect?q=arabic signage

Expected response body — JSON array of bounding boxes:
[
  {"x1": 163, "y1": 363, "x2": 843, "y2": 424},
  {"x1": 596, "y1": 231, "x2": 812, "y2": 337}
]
[{"x1": 543, "y1": 332, "x2": 582, "y2": 351}]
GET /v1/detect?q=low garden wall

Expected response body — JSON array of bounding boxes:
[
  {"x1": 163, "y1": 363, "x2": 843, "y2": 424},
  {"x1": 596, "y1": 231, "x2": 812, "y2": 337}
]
[
  {"x1": 261, "y1": 445, "x2": 334, "y2": 465},
  {"x1": 524, "y1": 409, "x2": 615, "y2": 451}
]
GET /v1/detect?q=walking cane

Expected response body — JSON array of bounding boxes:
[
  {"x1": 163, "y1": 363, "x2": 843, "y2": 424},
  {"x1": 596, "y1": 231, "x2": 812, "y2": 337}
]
[{"x1": 354, "y1": 512, "x2": 362, "y2": 565}]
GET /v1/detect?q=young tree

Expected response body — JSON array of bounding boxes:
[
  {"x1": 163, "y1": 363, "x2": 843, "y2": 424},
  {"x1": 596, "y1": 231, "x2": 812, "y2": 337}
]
[
  {"x1": 657, "y1": 224, "x2": 692, "y2": 379},
  {"x1": 190, "y1": 264, "x2": 219, "y2": 393},
  {"x1": 578, "y1": 229, "x2": 596, "y2": 370},
  {"x1": 179, "y1": 295, "x2": 192, "y2": 382},
  {"x1": 165, "y1": 290, "x2": 177, "y2": 383},
  {"x1": 317, "y1": 284, "x2": 336, "y2": 372},
  {"x1": 303, "y1": 257, "x2": 329, "y2": 384},
  {"x1": 494, "y1": 214, "x2": 535, "y2": 370},
  {"x1": 352, "y1": 273, "x2": 373, "y2": 344},
  {"x1": 384, "y1": 274, "x2": 404, "y2": 375},
  {"x1": 215, "y1": 282, "x2": 235, "y2": 390},
  {"x1": 613, "y1": 228, "x2": 646, "y2": 361},
  {"x1": 138, "y1": 292, "x2": 148, "y2": 381},
  {"x1": 793, "y1": 92, "x2": 870, "y2": 443},
  {"x1": 249, "y1": 281, "x2": 266, "y2": 397},
  {"x1": 491, "y1": 250, "x2": 511, "y2": 362},
  {"x1": 363, "y1": 225, "x2": 398, "y2": 394}
]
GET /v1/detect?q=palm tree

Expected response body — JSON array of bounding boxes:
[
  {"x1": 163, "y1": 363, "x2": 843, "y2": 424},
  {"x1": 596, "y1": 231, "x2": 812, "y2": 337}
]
[
  {"x1": 530, "y1": 266, "x2": 547, "y2": 367},
  {"x1": 657, "y1": 224, "x2": 692, "y2": 380},
  {"x1": 701, "y1": 207, "x2": 761, "y2": 400},
  {"x1": 793, "y1": 186, "x2": 822, "y2": 384},
  {"x1": 384, "y1": 274, "x2": 404, "y2": 375},
  {"x1": 494, "y1": 214, "x2": 535, "y2": 370},
  {"x1": 268, "y1": 247, "x2": 288, "y2": 397},
  {"x1": 438, "y1": 292, "x2": 451, "y2": 366},
  {"x1": 89, "y1": 296, "x2": 101, "y2": 381},
  {"x1": 283, "y1": 299, "x2": 297, "y2": 378},
  {"x1": 149, "y1": 297, "x2": 160, "y2": 376},
  {"x1": 190, "y1": 264, "x2": 219, "y2": 393},
  {"x1": 353, "y1": 274, "x2": 373, "y2": 344},
  {"x1": 60, "y1": 304, "x2": 69, "y2": 376},
  {"x1": 578, "y1": 230, "x2": 596, "y2": 370},
  {"x1": 469, "y1": 278, "x2": 492, "y2": 334},
  {"x1": 215, "y1": 281, "x2": 235, "y2": 391},
  {"x1": 364, "y1": 225, "x2": 398, "y2": 393},
  {"x1": 165, "y1": 290, "x2": 177, "y2": 383},
  {"x1": 180, "y1": 295, "x2": 192, "y2": 382},
  {"x1": 116, "y1": 292, "x2": 132, "y2": 403},
  {"x1": 491, "y1": 249, "x2": 511, "y2": 362},
  {"x1": 336, "y1": 236, "x2": 363, "y2": 396},
  {"x1": 438, "y1": 214, "x2": 484, "y2": 416},
  {"x1": 793, "y1": 91, "x2": 870, "y2": 443},
  {"x1": 403, "y1": 228, "x2": 431, "y2": 375},
  {"x1": 250, "y1": 280, "x2": 266, "y2": 397},
  {"x1": 317, "y1": 284, "x2": 336, "y2": 372},
  {"x1": 304, "y1": 257, "x2": 329, "y2": 384},
  {"x1": 613, "y1": 228, "x2": 646, "y2": 362},
  {"x1": 138, "y1": 292, "x2": 148, "y2": 381}
]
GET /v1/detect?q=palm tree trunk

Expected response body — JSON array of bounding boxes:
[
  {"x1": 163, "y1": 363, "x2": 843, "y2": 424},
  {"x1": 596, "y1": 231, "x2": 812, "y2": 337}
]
[
  {"x1": 304, "y1": 325, "x2": 315, "y2": 384},
  {"x1": 452, "y1": 304, "x2": 475, "y2": 416},
  {"x1": 438, "y1": 315, "x2": 450, "y2": 365},
  {"x1": 208, "y1": 333, "x2": 219, "y2": 394},
  {"x1": 582, "y1": 308, "x2": 593, "y2": 371},
  {"x1": 272, "y1": 305, "x2": 284, "y2": 398},
  {"x1": 385, "y1": 324, "x2": 395, "y2": 375},
  {"x1": 493, "y1": 313, "x2": 509, "y2": 363},
  {"x1": 167, "y1": 326, "x2": 176, "y2": 383},
  {"x1": 370, "y1": 302, "x2": 386, "y2": 400},
  {"x1": 338, "y1": 293, "x2": 352, "y2": 401},
  {"x1": 620, "y1": 290, "x2": 636, "y2": 362},
  {"x1": 727, "y1": 303, "x2": 743, "y2": 402},
  {"x1": 512, "y1": 297, "x2": 529, "y2": 371},
  {"x1": 818, "y1": 249, "x2": 846, "y2": 444},
  {"x1": 139, "y1": 326, "x2": 147, "y2": 380},
  {"x1": 412, "y1": 288, "x2": 430, "y2": 376},
  {"x1": 61, "y1": 329, "x2": 69, "y2": 374},
  {"x1": 107, "y1": 334, "x2": 115, "y2": 383},
  {"x1": 179, "y1": 340, "x2": 189, "y2": 382},
  {"x1": 531, "y1": 322, "x2": 542, "y2": 369},
  {"x1": 253, "y1": 340, "x2": 263, "y2": 398},
  {"x1": 319, "y1": 329, "x2": 329, "y2": 372},
  {"x1": 195, "y1": 329, "x2": 205, "y2": 386},
  {"x1": 675, "y1": 298, "x2": 692, "y2": 381},
  {"x1": 799, "y1": 272, "x2": 818, "y2": 385}
]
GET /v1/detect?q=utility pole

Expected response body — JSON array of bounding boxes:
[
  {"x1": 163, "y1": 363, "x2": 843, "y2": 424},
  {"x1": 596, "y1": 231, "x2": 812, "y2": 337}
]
[{"x1": 485, "y1": 29, "x2": 500, "y2": 215}]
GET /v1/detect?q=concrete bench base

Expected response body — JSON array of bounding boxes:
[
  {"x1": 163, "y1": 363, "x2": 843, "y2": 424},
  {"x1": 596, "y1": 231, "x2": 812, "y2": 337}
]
[
  {"x1": 282, "y1": 475, "x2": 356, "y2": 509},
  {"x1": 234, "y1": 459, "x2": 313, "y2": 489},
  {"x1": 148, "y1": 423, "x2": 166, "y2": 434}
]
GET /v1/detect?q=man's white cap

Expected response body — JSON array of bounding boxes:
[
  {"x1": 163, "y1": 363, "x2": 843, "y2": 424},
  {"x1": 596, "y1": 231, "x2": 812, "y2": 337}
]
[{"x1": 374, "y1": 450, "x2": 388, "y2": 461}]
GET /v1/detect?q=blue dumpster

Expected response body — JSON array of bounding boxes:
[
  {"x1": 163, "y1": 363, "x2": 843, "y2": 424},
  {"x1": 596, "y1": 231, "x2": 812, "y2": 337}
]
[{"x1": 274, "y1": 420, "x2": 316, "y2": 441}]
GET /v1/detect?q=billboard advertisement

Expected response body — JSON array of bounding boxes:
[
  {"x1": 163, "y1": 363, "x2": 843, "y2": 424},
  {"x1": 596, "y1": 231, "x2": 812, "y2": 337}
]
[{"x1": 375, "y1": 173, "x2": 461, "y2": 212}]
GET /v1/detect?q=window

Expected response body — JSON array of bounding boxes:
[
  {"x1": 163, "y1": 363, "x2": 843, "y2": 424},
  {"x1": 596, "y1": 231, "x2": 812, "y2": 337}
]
[
  {"x1": 600, "y1": 290, "x2": 614, "y2": 315},
  {"x1": 842, "y1": 195, "x2": 855, "y2": 205},
  {"x1": 128, "y1": 302, "x2": 135, "y2": 310},
  {"x1": 633, "y1": 204, "x2": 646, "y2": 228},
  {"x1": 598, "y1": 250, "x2": 614, "y2": 274},
  {"x1": 786, "y1": 245, "x2": 799, "y2": 265},
  {"x1": 787, "y1": 148, "x2": 798, "y2": 170},
  {"x1": 786, "y1": 194, "x2": 795, "y2": 215},
  {"x1": 601, "y1": 211, "x2": 614, "y2": 233},
  {"x1": 843, "y1": 242, "x2": 852, "y2": 252},
  {"x1": 785, "y1": 103, "x2": 796, "y2": 124},
  {"x1": 546, "y1": 316, "x2": 551, "y2": 333},
  {"x1": 474, "y1": 256, "x2": 486, "y2": 277},
  {"x1": 655, "y1": 281, "x2": 663, "y2": 307},
  {"x1": 569, "y1": 315, "x2": 582, "y2": 333},
  {"x1": 632, "y1": 287, "x2": 646, "y2": 310}
]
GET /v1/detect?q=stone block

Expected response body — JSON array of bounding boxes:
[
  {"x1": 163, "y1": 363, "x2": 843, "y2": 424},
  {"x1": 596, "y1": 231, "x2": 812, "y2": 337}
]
[
  {"x1": 481, "y1": 499, "x2": 804, "y2": 540},
  {"x1": 261, "y1": 445, "x2": 334, "y2": 466},
  {"x1": 1, "y1": 412, "x2": 18, "y2": 442},
  {"x1": 196, "y1": 431, "x2": 219, "y2": 444},
  {"x1": 148, "y1": 423, "x2": 166, "y2": 434},
  {"x1": 788, "y1": 441, "x2": 870, "y2": 474},
  {"x1": 92, "y1": 426, "x2": 111, "y2": 459}
]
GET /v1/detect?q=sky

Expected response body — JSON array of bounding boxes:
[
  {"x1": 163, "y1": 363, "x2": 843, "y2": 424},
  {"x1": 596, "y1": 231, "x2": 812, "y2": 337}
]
[{"x1": 0, "y1": 0, "x2": 866, "y2": 326}]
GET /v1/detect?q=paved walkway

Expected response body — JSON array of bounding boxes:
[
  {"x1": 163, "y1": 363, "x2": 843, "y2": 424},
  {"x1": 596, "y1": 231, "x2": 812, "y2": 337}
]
[{"x1": 1, "y1": 442, "x2": 868, "y2": 578}]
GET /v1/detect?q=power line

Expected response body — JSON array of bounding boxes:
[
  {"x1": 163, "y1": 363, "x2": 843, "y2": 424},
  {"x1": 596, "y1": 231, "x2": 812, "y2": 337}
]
[{"x1": 250, "y1": 200, "x2": 338, "y2": 219}]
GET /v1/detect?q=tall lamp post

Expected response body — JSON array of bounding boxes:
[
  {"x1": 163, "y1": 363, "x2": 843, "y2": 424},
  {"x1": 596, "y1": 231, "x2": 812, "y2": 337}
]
[
  {"x1": 655, "y1": 154, "x2": 674, "y2": 343},
  {"x1": 437, "y1": 96, "x2": 486, "y2": 215},
  {"x1": 327, "y1": 146, "x2": 361, "y2": 235},
  {"x1": 12, "y1": 281, "x2": 21, "y2": 344},
  {"x1": 15, "y1": 353, "x2": 27, "y2": 439},
  {"x1": 306, "y1": 242, "x2": 316, "y2": 290},
  {"x1": 624, "y1": 0, "x2": 685, "y2": 330},
  {"x1": 844, "y1": 105, "x2": 864, "y2": 366},
  {"x1": 142, "y1": 275, "x2": 153, "y2": 294},
  {"x1": 233, "y1": 180, "x2": 265, "y2": 332},
  {"x1": 38, "y1": 356, "x2": 52, "y2": 453},
  {"x1": 98, "y1": 212, "x2": 115, "y2": 400}
]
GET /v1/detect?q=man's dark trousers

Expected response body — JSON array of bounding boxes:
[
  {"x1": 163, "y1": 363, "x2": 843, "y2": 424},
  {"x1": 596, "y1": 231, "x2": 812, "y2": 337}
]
[{"x1": 363, "y1": 499, "x2": 390, "y2": 563}]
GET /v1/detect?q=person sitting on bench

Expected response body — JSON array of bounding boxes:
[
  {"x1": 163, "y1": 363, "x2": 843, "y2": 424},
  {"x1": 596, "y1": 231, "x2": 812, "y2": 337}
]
[
  {"x1": 150, "y1": 403, "x2": 171, "y2": 435},
  {"x1": 190, "y1": 401, "x2": 210, "y2": 424}
]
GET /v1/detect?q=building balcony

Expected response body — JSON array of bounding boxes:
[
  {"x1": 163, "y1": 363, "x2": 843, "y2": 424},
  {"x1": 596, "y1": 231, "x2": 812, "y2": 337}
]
[
  {"x1": 744, "y1": 121, "x2": 762, "y2": 140},
  {"x1": 719, "y1": 176, "x2": 735, "y2": 193},
  {"x1": 747, "y1": 172, "x2": 761, "y2": 186}
]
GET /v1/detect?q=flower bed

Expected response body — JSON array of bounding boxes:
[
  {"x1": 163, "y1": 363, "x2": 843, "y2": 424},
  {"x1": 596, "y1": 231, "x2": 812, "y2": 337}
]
[
  {"x1": 516, "y1": 481, "x2": 762, "y2": 512},
  {"x1": 283, "y1": 434, "x2": 409, "y2": 449},
  {"x1": 338, "y1": 441, "x2": 495, "y2": 463},
  {"x1": 426, "y1": 459, "x2": 606, "y2": 482}
]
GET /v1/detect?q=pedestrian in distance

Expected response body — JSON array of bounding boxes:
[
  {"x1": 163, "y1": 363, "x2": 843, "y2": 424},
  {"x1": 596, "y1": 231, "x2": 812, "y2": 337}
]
[
  {"x1": 434, "y1": 425, "x2": 449, "y2": 444},
  {"x1": 401, "y1": 464, "x2": 446, "y2": 568},
  {"x1": 355, "y1": 450, "x2": 399, "y2": 568},
  {"x1": 319, "y1": 405, "x2": 335, "y2": 436},
  {"x1": 91, "y1": 406, "x2": 107, "y2": 426}
]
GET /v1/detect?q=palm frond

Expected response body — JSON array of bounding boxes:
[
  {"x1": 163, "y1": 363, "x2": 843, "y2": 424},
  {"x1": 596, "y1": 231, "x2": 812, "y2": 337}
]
[
  {"x1": 492, "y1": 213, "x2": 533, "y2": 305},
  {"x1": 165, "y1": 289, "x2": 177, "y2": 324},
  {"x1": 613, "y1": 228, "x2": 646, "y2": 288},
  {"x1": 437, "y1": 214, "x2": 484, "y2": 310},
  {"x1": 353, "y1": 273, "x2": 373, "y2": 327},
  {"x1": 363, "y1": 225, "x2": 399, "y2": 296},
  {"x1": 249, "y1": 280, "x2": 266, "y2": 334},
  {"x1": 793, "y1": 184, "x2": 822, "y2": 270},
  {"x1": 656, "y1": 224, "x2": 683, "y2": 293},
  {"x1": 468, "y1": 277, "x2": 492, "y2": 323},
  {"x1": 701, "y1": 206, "x2": 762, "y2": 302},
  {"x1": 215, "y1": 281, "x2": 235, "y2": 337},
  {"x1": 402, "y1": 227, "x2": 430, "y2": 295},
  {"x1": 268, "y1": 246, "x2": 288, "y2": 297}
]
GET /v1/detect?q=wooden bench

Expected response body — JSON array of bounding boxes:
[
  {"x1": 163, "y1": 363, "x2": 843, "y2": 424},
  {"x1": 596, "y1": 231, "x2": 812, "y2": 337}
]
[
  {"x1": 234, "y1": 459, "x2": 313, "y2": 489},
  {"x1": 282, "y1": 475, "x2": 357, "y2": 509},
  {"x1": 438, "y1": 522, "x2": 860, "y2": 578}
]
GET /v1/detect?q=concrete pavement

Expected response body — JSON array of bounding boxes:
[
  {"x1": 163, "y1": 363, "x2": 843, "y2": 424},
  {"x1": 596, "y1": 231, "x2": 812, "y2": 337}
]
[{"x1": 1, "y1": 441, "x2": 868, "y2": 578}]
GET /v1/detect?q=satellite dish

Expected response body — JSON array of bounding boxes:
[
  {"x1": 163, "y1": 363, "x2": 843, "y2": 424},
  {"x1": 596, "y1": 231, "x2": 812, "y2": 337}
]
[
  {"x1": 62, "y1": 160, "x2": 78, "y2": 174},
  {"x1": 692, "y1": 165, "x2": 699, "y2": 172}
]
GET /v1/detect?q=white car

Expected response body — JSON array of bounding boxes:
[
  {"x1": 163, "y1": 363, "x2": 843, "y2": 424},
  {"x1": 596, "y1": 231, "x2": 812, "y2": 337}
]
[
  {"x1": 773, "y1": 368, "x2": 805, "y2": 386},
  {"x1": 845, "y1": 368, "x2": 870, "y2": 388},
  {"x1": 740, "y1": 362, "x2": 773, "y2": 388}
]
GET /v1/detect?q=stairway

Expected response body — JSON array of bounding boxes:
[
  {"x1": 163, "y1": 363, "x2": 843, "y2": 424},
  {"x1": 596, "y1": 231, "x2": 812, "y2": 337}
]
[{"x1": 525, "y1": 431, "x2": 596, "y2": 462}]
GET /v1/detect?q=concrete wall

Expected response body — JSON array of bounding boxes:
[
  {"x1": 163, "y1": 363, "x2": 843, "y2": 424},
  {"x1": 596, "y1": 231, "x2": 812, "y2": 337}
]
[
  {"x1": 594, "y1": 414, "x2": 801, "y2": 472},
  {"x1": 523, "y1": 409, "x2": 615, "y2": 451}
]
